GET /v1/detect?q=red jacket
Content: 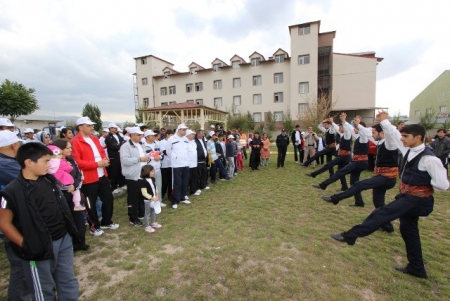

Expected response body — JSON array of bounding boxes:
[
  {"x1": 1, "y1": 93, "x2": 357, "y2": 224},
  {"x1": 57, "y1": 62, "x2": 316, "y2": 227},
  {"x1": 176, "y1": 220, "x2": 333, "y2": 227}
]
[{"x1": 71, "y1": 134, "x2": 108, "y2": 184}]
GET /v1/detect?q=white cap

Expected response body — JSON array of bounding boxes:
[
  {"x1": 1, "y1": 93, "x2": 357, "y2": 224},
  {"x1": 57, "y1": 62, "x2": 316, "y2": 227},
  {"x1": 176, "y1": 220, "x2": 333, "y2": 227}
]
[
  {"x1": 144, "y1": 129, "x2": 156, "y2": 137},
  {"x1": 76, "y1": 116, "x2": 96, "y2": 125},
  {"x1": 0, "y1": 130, "x2": 24, "y2": 147},
  {"x1": 176, "y1": 123, "x2": 188, "y2": 132},
  {"x1": 0, "y1": 118, "x2": 14, "y2": 127},
  {"x1": 24, "y1": 128, "x2": 34, "y2": 134},
  {"x1": 228, "y1": 134, "x2": 235, "y2": 139},
  {"x1": 127, "y1": 127, "x2": 144, "y2": 135},
  {"x1": 108, "y1": 122, "x2": 118, "y2": 128},
  {"x1": 117, "y1": 127, "x2": 123, "y2": 132},
  {"x1": 185, "y1": 129, "x2": 195, "y2": 136},
  {"x1": 209, "y1": 130, "x2": 215, "y2": 137},
  {"x1": 210, "y1": 125, "x2": 215, "y2": 129},
  {"x1": 199, "y1": 128, "x2": 205, "y2": 131},
  {"x1": 102, "y1": 128, "x2": 110, "y2": 133}
]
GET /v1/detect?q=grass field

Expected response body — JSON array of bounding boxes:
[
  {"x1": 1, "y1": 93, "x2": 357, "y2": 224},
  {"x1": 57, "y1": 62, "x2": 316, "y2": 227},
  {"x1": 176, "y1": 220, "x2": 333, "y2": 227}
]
[{"x1": 0, "y1": 152, "x2": 449, "y2": 300}]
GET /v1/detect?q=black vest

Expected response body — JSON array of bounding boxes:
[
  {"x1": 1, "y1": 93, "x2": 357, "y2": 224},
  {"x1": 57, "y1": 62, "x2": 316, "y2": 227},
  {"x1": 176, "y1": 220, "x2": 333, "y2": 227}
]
[
  {"x1": 325, "y1": 130, "x2": 335, "y2": 145},
  {"x1": 375, "y1": 142, "x2": 399, "y2": 167},
  {"x1": 401, "y1": 147, "x2": 434, "y2": 186},
  {"x1": 353, "y1": 137, "x2": 369, "y2": 155},
  {"x1": 339, "y1": 135, "x2": 352, "y2": 151}
]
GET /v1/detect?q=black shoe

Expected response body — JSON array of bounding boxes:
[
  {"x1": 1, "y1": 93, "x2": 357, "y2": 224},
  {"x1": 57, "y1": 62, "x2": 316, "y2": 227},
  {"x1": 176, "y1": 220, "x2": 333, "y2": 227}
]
[
  {"x1": 394, "y1": 266, "x2": 428, "y2": 279},
  {"x1": 349, "y1": 203, "x2": 365, "y2": 207},
  {"x1": 74, "y1": 244, "x2": 90, "y2": 252},
  {"x1": 312, "y1": 184, "x2": 325, "y2": 190},
  {"x1": 330, "y1": 232, "x2": 355, "y2": 245},
  {"x1": 130, "y1": 219, "x2": 143, "y2": 227},
  {"x1": 379, "y1": 223, "x2": 394, "y2": 233},
  {"x1": 322, "y1": 196, "x2": 339, "y2": 205},
  {"x1": 306, "y1": 173, "x2": 316, "y2": 178}
]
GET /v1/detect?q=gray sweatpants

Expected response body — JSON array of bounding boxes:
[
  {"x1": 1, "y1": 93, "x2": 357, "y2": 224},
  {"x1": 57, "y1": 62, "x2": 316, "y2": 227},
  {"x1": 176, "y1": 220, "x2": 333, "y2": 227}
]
[
  {"x1": 227, "y1": 157, "x2": 235, "y2": 178},
  {"x1": 144, "y1": 200, "x2": 156, "y2": 227}
]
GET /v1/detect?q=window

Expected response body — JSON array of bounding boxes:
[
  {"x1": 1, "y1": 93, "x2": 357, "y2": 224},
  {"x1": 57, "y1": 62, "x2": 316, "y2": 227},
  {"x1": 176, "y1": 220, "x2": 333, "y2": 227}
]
[
  {"x1": 161, "y1": 102, "x2": 168, "y2": 106},
  {"x1": 214, "y1": 97, "x2": 223, "y2": 107},
  {"x1": 233, "y1": 78, "x2": 241, "y2": 88},
  {"x1": 141, "y1": 58, "x2": 147, "y2": 65},
  {"x1": 142, "y1": 78, "x2": 148, "y2": 85},
  {"x1": 274, "y1": 73, "x2": 283, "y2": 84},
  {"x1": 160, "y1": 87, "x2": 167, "y2": 96},
  {"x1": 299, "y1": 82, "x2": 309, "y2": 94},
  {"x1": 298, "y1": 103, "x2": 309, "y2": 115},
  {"x1": 195, "y1": 82, "x2": 203, "y2": 91},
  {"x1": 415, "y1": 110, "x2": 420, "y2": 116},
  {"x1": 426, "y1": 108, "x2": 432, "y2": 114},
  {"x1": 169, "y1": 86, "x2": 176, "y2": 95},
  {"x1": 298, "y1": 54, "x2": 310, "y2": 65},
  {"x1": 233, "y1": 96, "x2": 241, "y2": 106},
  {"x1": 251, "y1": 58, "x2": 261, "y2": 66},
  {"x1": 253, "y1": 75, "x2": 262, "y2": 86},
  {"x1": 213, "y1": 63, "x2": 221, "y2": 71},
  {"x1": 440, "y1": 106, "x2": 447, "y2": 113},
  {"x1": 299, "y1": 25, "x2": 310, "y2": 35},
  {"x1": 143, "y1": 98, "x2": 149, "y2": 107},
  {"x1": 190, "y1": 67, "x2": 197, "y2": 75},
  {"x1": 213, "y1": 80, "x2": 222, "y2": 90},
  {"x1": 232, "y1": 61, "x2": 240, "y2": 69},
  {"x1": 253, "y1": 94, "x2": 262, "y2": 105},
  {"x1": 196, "y1": 99, "x2": 203, "y2": 105},
  {"x1": 186, "y1": 83, "x2": 193, "y2": 93},
  {"x1": 170, "y1": 101, "x2": 177, "y2": 105},
  {"x1": 253, "y1": 112, "x2": 262, "y2": 122},
  {"x1": 274, "y1": 111, "x2": 283, "y2": 121},
  {"x1": 164, "y1": 71, "x2": 170, "y2": 78},
  {"x1": 275, "y1": 54, "x2": 285, "y2": 63},
  {"x1": 186, "y1": 99, "x2": 194, "y2": 104},
  {"x1": 274, "y1": 92, "x2": 283, "y2": 103}
]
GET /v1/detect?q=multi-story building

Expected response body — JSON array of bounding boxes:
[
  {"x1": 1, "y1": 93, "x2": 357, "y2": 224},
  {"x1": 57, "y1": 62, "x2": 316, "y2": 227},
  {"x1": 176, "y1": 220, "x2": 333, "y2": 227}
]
[
  {"x1": 134, "y1": 20, "x2": 383, "y2": 128},
  {"x1": 409, "y1": 70, "x2": 450, "y2": 126}
]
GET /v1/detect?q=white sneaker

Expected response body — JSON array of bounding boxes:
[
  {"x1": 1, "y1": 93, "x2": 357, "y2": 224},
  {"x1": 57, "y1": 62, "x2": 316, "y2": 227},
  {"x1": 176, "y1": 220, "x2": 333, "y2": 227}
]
[
  {"x1": 185, "y1": 195, "x2": 189, "y2": 200},
  {"x1": 112, "y1": 188, "x2": 122, "y2": 194},
  {"x1": 172, "y1": 204, "x2": 178, "y2": 209},
  {"x1": 100, "y1": 223, "x2": 119, "y2": 230},
  {"x1": 90, "y1": 229, "x2": 104, "y2": 236},
  {"x1": 195, "y1": 189, "x2": 201, "y2": 194},
  {"x1": 160, "y1": 202, "x2": 167, "y2": 207},
  {"x1": 121, "y1": 185, "x2": 127, "y2": 191},
  {"x1": 204, "y1": 186, "x2": 210, "y2": 190},
  {"x1": 194, "y1": 190, "x2": 201, "y2": 196},
  {"x1": 151, "y1": 222, "x2": 162, "y2": 229},
  {"x1": 180, "y1": 200, "x2": 191, "y2": 204},
  {"x1": 145, "y1": 226, "x2": 155, "y2": 233},
  {"x1": 234, "y1": 173, "x2": 237, "y2": 176}
]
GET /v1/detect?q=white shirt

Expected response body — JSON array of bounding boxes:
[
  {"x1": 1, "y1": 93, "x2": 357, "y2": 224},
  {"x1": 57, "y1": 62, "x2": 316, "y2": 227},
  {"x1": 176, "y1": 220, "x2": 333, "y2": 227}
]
[
  {"x1": 295, "y1": 131, "x2": 301, "y2": 146},
  {"x1": 84, "y1": 137, "x2": 104, "y2": 177},
  {"x1": 112, "y1": 134, "x2": 120, "y2": 144},
  {"x1": 133, "y1": 141, "x2": 146, "y2": 167}
]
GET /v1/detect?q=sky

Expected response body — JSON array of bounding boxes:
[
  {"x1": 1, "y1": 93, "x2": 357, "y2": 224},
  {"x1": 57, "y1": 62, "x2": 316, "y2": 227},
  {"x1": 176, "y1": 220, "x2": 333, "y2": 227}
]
[{"x1": 1, "y1": 0, "x2": 450, "y2": 122}]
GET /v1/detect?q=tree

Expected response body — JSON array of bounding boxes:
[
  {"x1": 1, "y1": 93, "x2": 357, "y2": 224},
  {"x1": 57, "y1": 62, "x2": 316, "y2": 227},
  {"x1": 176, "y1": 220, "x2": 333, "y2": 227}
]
[
  {"x1": 265, "y1": 111, "x2": 276, "y2": 132},
  {"x1": 297, "y1": 92, "x2": 336, "y2": 131},
  {"x1": 246, "y1": 111, "x2": 255, "y2": 132},
  {"x1": 0, "y1": 79, "x2": 40, "y2": 122},
  {"x1": 281, "y1": 108, "x2": 295, "y2": 135},
  {"x1": 419, "y1": 108, "x2": 437, "y2": 139},
  {"x1": 82, "y1": 103, "x2": 102, "y2": 132}
]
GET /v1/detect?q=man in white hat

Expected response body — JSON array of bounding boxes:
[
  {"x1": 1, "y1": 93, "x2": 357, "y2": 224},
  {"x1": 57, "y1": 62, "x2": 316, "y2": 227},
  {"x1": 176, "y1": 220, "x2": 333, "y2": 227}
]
[
  {"x1": 99, "y1": 128, "x2": 109, "y2": 151},
  {"x1": 208, "y1": 125, "x2": 216, "y2": 138},
  {"x1": 0, "y1": 130, "x2": 30, "y2": 300},
  {"x1": 166, "y1": 124, "x2": 191, "y2": 209},
  {"x1": 23, "y1": 128, "x2": 36, "y2": 142},
  {"x1": 143, "y1": 130, "x2": 165, "y2": 207},
  {"x1": 72, "y1": 117, "x2": 119, "y2": 236},
  {"x1": 186, "y1": 129, "x2": 201, "y2": 196},
  {"x1": 105, "y1": 122, "x2": 126, "y2": 194},
  {"x1": 120, "y1": 127, "x2": 148, "y2": 226},
  {"x1": 0, "y1": 118, "x2": 15, "y2": 132}
]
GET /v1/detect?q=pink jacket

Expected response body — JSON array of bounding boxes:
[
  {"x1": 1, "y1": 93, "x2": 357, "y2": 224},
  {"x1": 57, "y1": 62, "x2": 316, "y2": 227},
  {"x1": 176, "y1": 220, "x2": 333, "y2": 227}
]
[{"x1": 48, "y1": 158, "x2": 75, "y2": 186}]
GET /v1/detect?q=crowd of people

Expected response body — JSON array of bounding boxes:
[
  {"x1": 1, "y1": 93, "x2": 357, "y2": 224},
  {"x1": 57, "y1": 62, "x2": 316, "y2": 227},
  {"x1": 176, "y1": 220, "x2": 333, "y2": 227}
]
[{"x1": 0, "y1": 112, "x2": 449, "y2": 299}]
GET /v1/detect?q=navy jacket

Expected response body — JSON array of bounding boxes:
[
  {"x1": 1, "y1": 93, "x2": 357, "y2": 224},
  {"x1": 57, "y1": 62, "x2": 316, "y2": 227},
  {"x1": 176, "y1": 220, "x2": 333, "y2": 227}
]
[{"x1": 0, "y1": 153, "x2": 20, "y2": 191}]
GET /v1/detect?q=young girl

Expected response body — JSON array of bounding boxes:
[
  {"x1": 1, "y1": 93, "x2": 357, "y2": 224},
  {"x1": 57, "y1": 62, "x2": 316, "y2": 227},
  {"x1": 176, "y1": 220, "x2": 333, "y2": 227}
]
[
  {"x1": 236, "y1": 139, "x2": 244, "y2": 170},
  {"x1": 260, "y1": 133, "x2": 271, "y2": 166},
  {"x1": 47, "y1": 145, "x2": 85, "y2": 211},
  {"x1": 139, "y1": 165, "x2": 162, "y2": 233}
]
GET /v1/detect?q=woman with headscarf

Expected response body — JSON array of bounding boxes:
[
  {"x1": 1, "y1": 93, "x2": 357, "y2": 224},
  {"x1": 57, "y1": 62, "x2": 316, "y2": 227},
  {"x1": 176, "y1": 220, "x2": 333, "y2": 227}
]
[{"x1": 35, "y1": 131, "x2": 52, "y2": 145}]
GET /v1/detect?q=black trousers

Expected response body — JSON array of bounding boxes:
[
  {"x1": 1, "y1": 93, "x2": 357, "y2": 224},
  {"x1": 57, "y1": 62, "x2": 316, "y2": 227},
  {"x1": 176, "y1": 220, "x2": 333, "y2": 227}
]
[
  {"x1": 346, "y1": 194, "x2": 434, "y2": 274},
  {"x1": 80, "y1": 176, "x2": 115, "y2": 230},
  {"x1": 331, "y1": 175, "x2": 397, "y2": 208},
  {"x1": 313, "y1": 155, "x2": 351, "y2": 190},
  {"x1": 63, "y1": 191, "x2": 86, "y2": 248},
  {"x1": 125, "y1": 179, "x2": 144, "y2": 221},
  {"x1": 172, "y1": 166, "x2": 190, "y2": 205},
  {"x1": 108, "y1": 156, "x2": 125, "y2": 190},
  {"x1": 250, "y1": 150, "x2": 261, "y2": 170},
  {"x1": 188, "y1": 167, "x2": 198, "y2": 194},
  {"x1": 367, "y1": 154, "x2": 376, "y2": 171},
  {"x1": 161, "y1": 167, "x2": 173, "y2": 202},
  {"x1": 304, "y1": 146, "x2": 335, "y2": 176},
  {"x1": 197, "y1": 162, "x2": 208, "y2": 189},
  {"x1": 277, "y1": 146, "x2": 287, "y2": 167},
  {"x1": 316, "y1": 152, "x2": 325, "y2": 165}
]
